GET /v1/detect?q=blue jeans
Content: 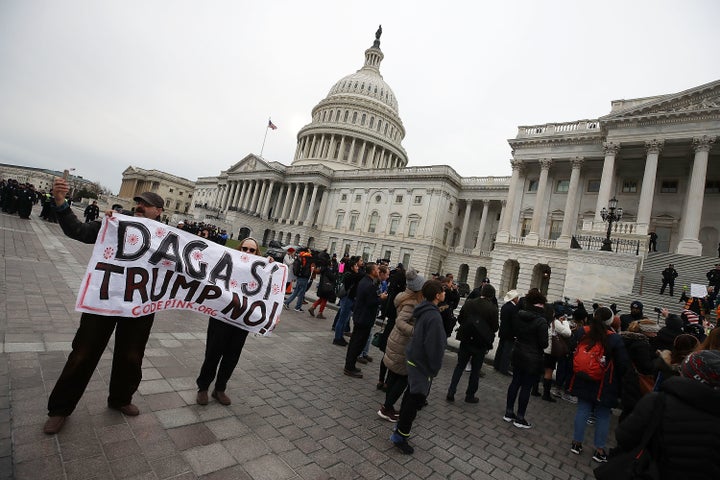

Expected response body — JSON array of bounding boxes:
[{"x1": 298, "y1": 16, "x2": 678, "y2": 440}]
[
  {"x1": 334, "y1": 297, "x2": 354, "y2": 341},
  {"x1": 448, "y1": 343, "x2": 486, "y2": 397},
  {"x1": 573, "y1": 399, "x2": 611, "y2": 449},
  {"x1": 285, "y1": 277, "x2": 309, "y2": 309}
]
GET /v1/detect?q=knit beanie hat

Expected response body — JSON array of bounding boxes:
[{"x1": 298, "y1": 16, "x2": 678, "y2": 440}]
[
  {"x1": 595, "y1": 306, "x2": 614, "y2": 326},
  {"x1": 682, "y1": 350, "x2": 720, "y2": 389}
]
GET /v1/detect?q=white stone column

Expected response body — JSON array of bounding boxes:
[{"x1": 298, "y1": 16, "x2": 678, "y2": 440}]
[
  {"x1": 557, "y1": 157, "x2": 584, "y2": 248},
  {"x1": 458, "y1": 200, "x2": 473, "y2": 248},
  {"x1": 316, "y1": 189, "x2": 329, "y2": 227},
  {"x1": 243, "y1": 181, "x2": 256, "y2": 211},
  {"x1": 230, "y1": 181, "x2": 242, "y2": 209},
  {"x1": 288, "y1": 184, "x2": 301, "y2": 222},
  {"x1": 595, "y1": 142, "x2": 620, "y2": 223},
  {"x1": 476, "y1": 200, "x2": 490, "y2": 251},
  {"x1": 496, "y1": 160, "x2": 523, "y2": 243},
  {"x1": 221, "y1": 184, "x2": 231, "y2": 210},
  {"x1": 252, "y1": 180, "x2": 267, "y2": 213},
  {"x1": 349, "y1": 138, "x2": 357, "y2": 164},
  {"x1": 281, "y1": 184, "x2": 294, "y2": 220},
  {"x1": 249, "y1": 180, "x2": 261, "y2": 213},
  {"x1": 304, "y1": 184, "x2": 319, "y2": 225},
  {"x1": 677, "y1": 136, "x2": 715, "y2": 255},
  {"x1": 525, "y1": 159, "x2": 552, "y2": 246},
  {"x1": 636, "y1": 139, "x2": 664, "y2": 234},
  {"x1": 338, "y1": 137, "x2": 346, "y2": 162},
  {"x1": 238, "y1": 181, "x2": 250, "y2": 211},
  {"x1": 358, "y1": 141, "x2": 367, "y2": 166},
  {"x1": 261, "y1": 180, "x2": 275, "y2": 218},
  {"x1": 297, "y1": 183, "x2": 310, "y2": 222}
]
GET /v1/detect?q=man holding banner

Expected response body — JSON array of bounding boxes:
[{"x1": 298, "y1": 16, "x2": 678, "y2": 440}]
[{"x1": 43, "y1": 177, "x2": 165, "y2": 435}]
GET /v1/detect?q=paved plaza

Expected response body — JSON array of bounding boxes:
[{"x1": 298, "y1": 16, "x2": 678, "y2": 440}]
[{"x1": 0, "y1": 207, "x2": 603, "y2": 479}]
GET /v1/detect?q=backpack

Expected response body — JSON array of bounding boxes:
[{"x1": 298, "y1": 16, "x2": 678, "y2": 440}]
[
  {"x1": 292, "y1": 258, "x2": 301, "y2": 276},
  {"x1": 573, "y1": 326, "x2": 611, "y2": 381}
]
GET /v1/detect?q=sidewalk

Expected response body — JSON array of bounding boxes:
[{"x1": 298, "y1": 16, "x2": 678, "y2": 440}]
[{"x1": 1, "y1": 207, "x2": 600, "y2": 479}]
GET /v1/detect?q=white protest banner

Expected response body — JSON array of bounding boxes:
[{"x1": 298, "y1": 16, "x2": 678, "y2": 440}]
[
  {"x1": 76, "y1": 214, "x2": 287, "y2": 335},
  {"x1": 690, "y1": 283, "x2": 707, "y2": 298}
]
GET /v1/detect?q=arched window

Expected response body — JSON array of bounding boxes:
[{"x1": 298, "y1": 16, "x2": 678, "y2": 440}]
[
  {"x1": 369, "y1": 116, "x2": 375, "y2": 128},
  {"x1": 352, "y1": 112, "x2": 357, "y2": 124},
  {"x1": 344, "y1": 110, "x2": 349, "y2": 122},
  {"x1": 361, "y1": 113, "x2": 366, "y2": 126}
]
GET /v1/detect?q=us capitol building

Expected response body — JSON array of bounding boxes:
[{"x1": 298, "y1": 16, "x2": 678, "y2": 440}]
[{"x1": 145, "y1": 29, "x2": 719, "y2": 302}]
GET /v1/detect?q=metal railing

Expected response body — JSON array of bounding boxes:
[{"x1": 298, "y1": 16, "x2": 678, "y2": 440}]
[{"x1": 571, "y1": 235, "x2": 641, "y2": 255}]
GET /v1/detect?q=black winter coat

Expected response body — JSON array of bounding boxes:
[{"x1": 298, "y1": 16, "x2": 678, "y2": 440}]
[
  {"x1": 615, "y1": 377, "x2": 720, "y2": 480},
  {"x1": 455, "y1": 297, "x2": 498, "y2": 350},
  {"x1": 510, "y1": 305, "x2": 548, "y2": 376},
  {"x1": 498, "y1": 300, "x2": 517, "y2": 340},
  {"x1": 618, "y1": 332, "x2": 656, "y2": 415}
]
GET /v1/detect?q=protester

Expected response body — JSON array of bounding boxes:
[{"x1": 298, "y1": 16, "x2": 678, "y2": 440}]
[
  {"x1": 493, "y1": 290, "x2": 519, "y2": 376},
  {"x1": 43, "y1": 178, "x2": 164, "y2": 435},
  {"x1": 196, "y1": 237, "x2": 269, "y2": 407},
  {"x1": 377, "y1": 268, "x2": 425, "y2": 422},
  {"x1": 568, "y1": 307, "x2": 629, "y2": 463},
  {"x1": 446, "y1": 284, "x2": 498, "y2": 403},
  {"x1": 390, "y1": 280, "x2": 447, "y2": 454},
  {"x1": 503, "y1": 289, "x2": 548, "y2": 429}
]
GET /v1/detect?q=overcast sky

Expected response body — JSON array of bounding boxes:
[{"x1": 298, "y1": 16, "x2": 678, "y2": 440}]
[{"x1": 1, "y1": 0, "x2": 718, "y2": 194}]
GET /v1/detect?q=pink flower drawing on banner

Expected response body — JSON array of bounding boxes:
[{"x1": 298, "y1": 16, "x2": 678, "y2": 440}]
[
  {"x1": 155, "y1": 227, "x2": 166, "y2": 238},
  {"x1": 127, "y1": 234, "x2": 140, "y2": 246},
  {"x1": 247, "y1": 280, "x2": 258, "y2": 290},
  {"x1": 192, "y1": 250, "x2": 203, "y2": 262},
  {"x1": 240, "y1": 254, "x2": 250, "y2": 262},
  {"x1": 103, "y1": 246, "x2": 115, "y2": 259},
  {"x1": 271, "y1": 284, "x2": 281, "y2": 295},
  {"x1": 161, "y1": 259, "x2": 174, "y2": 268},
  {"x1": 230, "y1": 279, "x2": 238, "y2": 289}
]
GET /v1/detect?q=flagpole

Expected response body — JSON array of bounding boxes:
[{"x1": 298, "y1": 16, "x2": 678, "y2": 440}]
[{"x1": 260, "y1": 126, "x2": 269, "y2": 157}]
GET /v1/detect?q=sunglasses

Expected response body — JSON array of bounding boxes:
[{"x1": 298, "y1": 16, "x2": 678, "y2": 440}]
[{"x1": 240, "y1": 246, "x2": 256, "y2": 254}]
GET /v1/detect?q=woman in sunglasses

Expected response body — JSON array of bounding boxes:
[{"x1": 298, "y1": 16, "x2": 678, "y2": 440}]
[{"x1": 196, "y1": 237, "x2": 264, "y2": 406}]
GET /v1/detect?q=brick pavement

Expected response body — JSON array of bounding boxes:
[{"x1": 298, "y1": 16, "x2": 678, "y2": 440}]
[{"x1": 0, "y1": 207, "x2": 604, "y2": 479}]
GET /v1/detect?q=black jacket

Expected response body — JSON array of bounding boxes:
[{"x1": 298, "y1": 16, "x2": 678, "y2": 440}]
[
  {"x1": 352, "y1": 275, "x2": 380, "y2": 327},
  {"x1": 455, "y1": 297, "x2": 499, "y2": 350},
  {"x1": 498, "y1": 300, "x2": 518, "y2": 340},
  {"x1": 510, "y1": 305, "x2": 548, "y2": 375},
  {"x1": 615, "y1": 377, "x2": 720, "y2": 479}
]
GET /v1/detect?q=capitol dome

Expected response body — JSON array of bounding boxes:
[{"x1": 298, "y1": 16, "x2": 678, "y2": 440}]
[{"x1": 292, "y1": 27, "x2": 408, "y2": 170}]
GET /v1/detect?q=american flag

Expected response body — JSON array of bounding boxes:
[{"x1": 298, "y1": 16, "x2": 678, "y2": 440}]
[{"x1": 268, "y1": 119, "x2": 277, "y2": 130}]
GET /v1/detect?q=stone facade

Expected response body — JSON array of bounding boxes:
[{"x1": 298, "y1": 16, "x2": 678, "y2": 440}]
[
  {"x1": 118, "y1": 166, "x2": 196, "y2": 219},
  {"x1": 170, "y1": 32, "x2": 720, "y2": 301}
]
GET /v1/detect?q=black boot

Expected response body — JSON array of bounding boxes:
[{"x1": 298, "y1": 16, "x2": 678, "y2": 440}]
[
  {"x1": 531, "y1": 381, "x2": 541, "y2": 397},
  {"x1": 542, "y1": 379, "x2": 556, "y2": 402}
]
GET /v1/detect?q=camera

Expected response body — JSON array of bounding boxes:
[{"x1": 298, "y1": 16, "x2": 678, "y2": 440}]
[{"x1": 653, "y1": 307, "x2": 662, "y2": 314}]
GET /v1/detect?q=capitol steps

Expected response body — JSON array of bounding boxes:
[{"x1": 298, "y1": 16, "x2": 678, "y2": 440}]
[{"x1": 590, "y1": 251, "x2": 718, "y2": 324}]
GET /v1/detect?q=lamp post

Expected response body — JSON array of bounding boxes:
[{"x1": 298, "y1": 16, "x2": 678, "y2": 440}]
[{"x1": 600, "y1": 197, "x2": 623, "y2": 251}]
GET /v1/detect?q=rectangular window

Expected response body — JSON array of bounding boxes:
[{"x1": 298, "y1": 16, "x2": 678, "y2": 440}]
[
  {"x1": 335, "y1": 214, "x2": 344, "y2": 229},
  {"x1": 449, "y1": 202, "x2": 454, "y2": 212},
  {"x1": 389, "y1": 217, "x2": 399, "y2": 235},
  {"x1": 520, "y1": 218, "x2": 532, "y2": 237},
  {"x1": 355, "y1": 194, "x2": 362, "y2": 202},
  {"x1": 384, "y1": 250, "x2": 392, "y2": 261},
  {"x1": 408, "y1": 220, "x2": 418, "y2": 237},
  {"x1": 341, "y1": 194, "x2": 347, "y2": 201},
  {"x1": 622, "y1": 180, "x2": 637, "y2": 193},
  {"x1": 402, "y1": 253, "x2": 411, "y2": 266},
  {"x1": 706, "y1": 180, "x2": 720, "y2": 193},
  {"x1": 556, "y1": 180, "x2": 570, "y2": 193},
  {"x1": 169, "y1": 188, "x2": 174, "y2": 193},
  {"x1": 330, "y1": 241, "x2": 337, "y2": 254},
  {"x1": 549, "y1": 220, "x2": 562, "y2": 240},
  {"x1": 527, "y1": 179, "x2": 538, "y2": 192},
  {"x1": 587, "y1": 179, "x2": 601, "y2": 193},
  {"x1": 442, "y1": 227, "x2": 449, "y2": 245},
  {"x1": 395, "y1": 195, "x2": 403, "y2": 203},
  {"x1": 660, "y1": 180, "x2": 678, "y2": 193},
  {"x1": 413, "y1": 195, "x2": 422, "y2": 205},
  {"x1": 349, "y1": 213, "x2": 359, "y2": 230},
  {"x1": 179, "y1": 191, "x2": 183, "y2": 196}
]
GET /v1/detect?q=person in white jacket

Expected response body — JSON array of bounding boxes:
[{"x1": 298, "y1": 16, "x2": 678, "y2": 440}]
[{"x1": 542, "y1": 312, "x2": 572, "y2": 402}]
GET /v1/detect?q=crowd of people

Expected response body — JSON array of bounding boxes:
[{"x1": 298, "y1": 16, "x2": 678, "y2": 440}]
[
  {"x1": 0, "y1": 178, "x2": 40, "y2": 219},
  {"x1": 29, "y1": 178, "x2": 720, "y2": 476}
]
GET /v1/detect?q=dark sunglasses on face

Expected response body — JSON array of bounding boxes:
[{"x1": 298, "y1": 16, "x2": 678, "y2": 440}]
[{"x1": 240, "y1": 246, "x2": 256, "y2": 253}]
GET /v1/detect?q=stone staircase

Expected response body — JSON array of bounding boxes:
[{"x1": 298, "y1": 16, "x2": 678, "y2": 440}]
[{"x1": 592, "y1": 251, "x2": 718, "y2": 323}]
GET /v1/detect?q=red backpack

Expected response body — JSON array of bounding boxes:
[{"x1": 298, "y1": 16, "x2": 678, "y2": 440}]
[{"x1": 572, "y1": 326, "x2": 613, "y2": 381}]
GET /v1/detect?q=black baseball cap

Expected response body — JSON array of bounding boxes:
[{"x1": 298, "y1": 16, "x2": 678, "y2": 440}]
[{"x1": 133, "y1": 192, "x2": 165, "y2": 209}]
